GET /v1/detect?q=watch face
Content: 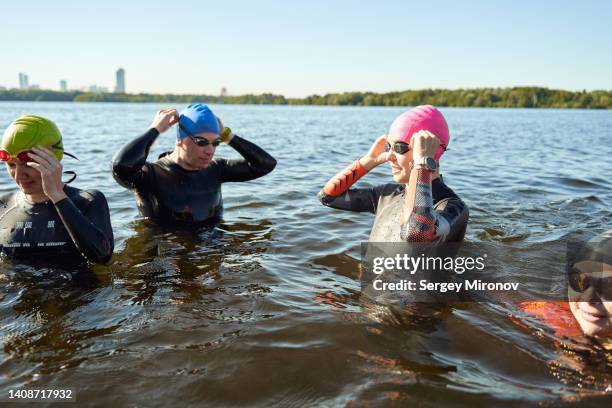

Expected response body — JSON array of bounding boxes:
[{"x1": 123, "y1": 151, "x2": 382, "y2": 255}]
[{"x1": 426, "y1": 157, "x2": 437, "y2": 170}]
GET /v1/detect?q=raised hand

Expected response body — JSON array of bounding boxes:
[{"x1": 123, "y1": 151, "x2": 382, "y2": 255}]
[
  {"x1": 360, "y1": 135, "x2": 389, "y2": 170},
  {"x1": 150, "y1": 108, "x2": 179, "y2": 133},
  {"x1": 26, "y1": 147, "x2": 67, "y2": 203},
  {"x1": 216, "y1": 115, "x2": 234, "y2": 143},
  {"x1": 410, "y1": 130, "x2": 440, "y2": 161}
]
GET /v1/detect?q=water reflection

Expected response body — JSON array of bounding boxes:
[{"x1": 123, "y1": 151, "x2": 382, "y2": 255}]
[
  {"x1": 1, "y1": 265, "x2": 104, "y2": 376},
  {"x1": 1, "y1": 216, "x2": 276, "y2": 385},
  {"x1": 1, "y1": 104, "x2": 611, "y2": 405}
]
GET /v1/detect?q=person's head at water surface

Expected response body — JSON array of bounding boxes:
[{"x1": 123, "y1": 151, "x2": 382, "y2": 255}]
[
  {"x1": 150, "y1": 104, "x2": 223, "y2": 171},
  {"x1": 568, "y1": 230, "x2": 612, "y2": 337},
  {"x1": 1, "y1": 115, "x2": 65, "y2": 198},
  {"x1": 385, "y1": 105, "x2": 449, "y2": 183}
]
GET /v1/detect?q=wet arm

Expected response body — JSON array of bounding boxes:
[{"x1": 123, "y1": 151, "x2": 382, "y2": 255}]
[
  {"x1": 401, "y1": 168, "x2": 450, "y2": 242},
  {"x1": 220, "y1": 135, "x2": 277, "y2": 182},
  {"x1": 54, "y1": 191, "x2": 114, "y2": 264},
  {"x1": 112, "y1": 128, "x2": 159, "y2": 188}
]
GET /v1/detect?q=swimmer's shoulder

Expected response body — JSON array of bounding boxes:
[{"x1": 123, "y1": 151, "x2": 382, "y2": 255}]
[
  {"x1": 63, "y1": 186, "x2": 109, "y2": 209},
  {"x1": 0, "y1": 190, "x2": 19, "y2": 210}
]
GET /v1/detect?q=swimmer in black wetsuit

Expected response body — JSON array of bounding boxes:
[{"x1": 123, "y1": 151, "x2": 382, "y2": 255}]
[
  {"x1": 0, "y1": 115, "x2": 114, "y2": 264},
  {"x1": 319, "y1": 106, "x2": 468, "y2": 316},
  {"x1": 112, "y1": 104, "x2": 276, "y2": 227},
  {"x1": 319, "y1": 105, "x2": 468, "y2": 244}
]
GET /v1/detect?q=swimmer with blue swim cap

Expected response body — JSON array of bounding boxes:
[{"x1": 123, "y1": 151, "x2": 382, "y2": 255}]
[{"x1": 112, "y1": 104, "x2": 277, "y2": 226}]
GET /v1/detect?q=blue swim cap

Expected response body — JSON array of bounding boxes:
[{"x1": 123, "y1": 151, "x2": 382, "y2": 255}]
[{"x1": 177, "y1": 103, "x2": 220, "y2": 140}]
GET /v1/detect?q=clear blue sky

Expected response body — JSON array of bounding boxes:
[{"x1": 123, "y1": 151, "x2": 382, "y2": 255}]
[{"x1": 1, "y1": 0, "x2": 610, "y2": 97}]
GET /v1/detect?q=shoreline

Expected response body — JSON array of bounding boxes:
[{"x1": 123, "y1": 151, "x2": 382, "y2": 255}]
[{"x1": 0, "y1": 86, "x2": 610, "y2": 109}]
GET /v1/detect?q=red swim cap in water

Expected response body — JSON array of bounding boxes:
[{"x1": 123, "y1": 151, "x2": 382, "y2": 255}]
[{"x1": 388, "y1": 105, "x2": 449, "y2": 160}]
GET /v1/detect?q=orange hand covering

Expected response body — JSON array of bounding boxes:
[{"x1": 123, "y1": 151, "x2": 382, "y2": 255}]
[
  {"x1": 322, "y1": 160, "x2": 368, "y2": 197},
  {"x1": 517, "y1": 301, "x2": 583, "y2": 338}
]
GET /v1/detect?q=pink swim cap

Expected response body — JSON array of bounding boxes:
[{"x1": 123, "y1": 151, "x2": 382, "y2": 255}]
[{"x1": 388, "y1": 105, "x2": 449, "y2": 160}]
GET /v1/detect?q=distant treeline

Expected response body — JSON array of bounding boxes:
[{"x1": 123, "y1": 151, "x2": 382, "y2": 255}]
[{"x1": 0, "y1": 87, "x2": 610, "y2": 109}]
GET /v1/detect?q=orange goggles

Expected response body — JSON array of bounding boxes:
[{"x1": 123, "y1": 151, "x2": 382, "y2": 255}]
[
  {"x1": 0, "y1": 143, "x2": 78, "y2": 163},
  {"x1": 0, "y1": 149, "x2": 34, "y2": 163}
]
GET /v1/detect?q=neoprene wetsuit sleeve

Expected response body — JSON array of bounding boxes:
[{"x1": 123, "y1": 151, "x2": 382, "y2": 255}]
[
  {"x1": 54, "y1": 191, "x2": 114, "y2": 264},
  {"x1": 112, "y1": 128, "x2": 159, "y2": 189},
  {"x1": 401, "y1": 168, "x2": 457, "y2": 243},
  {"x1": 433, "y1": 195, "x2": 469, "y2": 243},
  {"x1": 317, "y1": 160, "x2": 380, "y2": 214},
  {"x1": 220, "y1": 135, "x2": 277, "y2": 182}
]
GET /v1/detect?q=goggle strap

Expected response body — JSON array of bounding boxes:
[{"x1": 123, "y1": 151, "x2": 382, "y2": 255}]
[
  {"x1": 63, "y1": 171, "x2": 77, "y2": 184},
  {"x1": 63, "y1": 151, "x2": 79, "y2": 161}
]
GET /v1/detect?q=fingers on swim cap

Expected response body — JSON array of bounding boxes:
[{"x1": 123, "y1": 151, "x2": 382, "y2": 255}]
[
  {"x1": 388, "y1": 105, "x2": 449, "y2": 160},
  {"x1": 1, "y1": 115, "x2": 64, "y2": 161},
  {"x1": 177, "y1": 103, "x2": 220, "y2": 140}
]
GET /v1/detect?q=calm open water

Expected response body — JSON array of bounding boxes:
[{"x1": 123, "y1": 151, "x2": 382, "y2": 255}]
[{"x1": 0, "y1": 102, "x2": 611, "y2": 407}]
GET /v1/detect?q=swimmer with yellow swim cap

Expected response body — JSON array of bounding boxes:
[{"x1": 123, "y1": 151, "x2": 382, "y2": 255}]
[{"x1": 0, "y1": 115, "x2": 114, "y2": 265}]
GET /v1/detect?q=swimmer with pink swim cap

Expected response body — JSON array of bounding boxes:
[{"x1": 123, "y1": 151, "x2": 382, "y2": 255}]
[
  {"x1": 319, "y1": 105, "x2": 468, "y2": 244},
  {"x1": 387, "y1": 104, "x2": 449, "y2": 160}
]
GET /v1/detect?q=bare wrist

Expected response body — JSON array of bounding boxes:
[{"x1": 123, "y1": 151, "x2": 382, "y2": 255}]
[
  {"x1": 412, "y1": 154, "x2": 425, "y2": 163},
  {"x1": 359, "y1": 156, "x2": 378, "y2": 171}
]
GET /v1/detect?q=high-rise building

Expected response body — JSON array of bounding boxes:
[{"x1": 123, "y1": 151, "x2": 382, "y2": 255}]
[
  {"x1": 115, "y1": 68, "x2": 125, "y2": 93},
  {"x1": 18, "y1": 72, "x2": 29, "y2": 89},
  {"x1": 220, "y1": 87, "x2": 228, "y2": 97},
  {"x1": 60, "y1": 80, "x2": 67, "y2": 92}
]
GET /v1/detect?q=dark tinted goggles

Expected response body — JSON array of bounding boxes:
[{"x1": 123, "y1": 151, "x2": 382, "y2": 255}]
[
  {"x1": 178, "y1": 123, "x2": 221, "y2": 147},
  {"x1": 568, "y1": 266, "x2": 612, "y2": 301},
  {"x1": 384, "y1": 141, "x2": 410, "y2": 155},
  {"x1": 189, "y1": 135, "x2": 221, "y2": 147}
]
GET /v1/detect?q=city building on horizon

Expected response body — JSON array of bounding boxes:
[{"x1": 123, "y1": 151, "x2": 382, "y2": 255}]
[
  {"x1": 115, "y1": 68, "x2": 125, "y2": 93},
  {"x1": 220, "y1": 87, "x2": 228, "y2": 97},
  {"x1": 86, "y1": 85, "x2": 108, "y2": 93},
  {"x1": 18, "y1": 73, "x2": 29, "y2": 89},
  {"x1": 60, "y1": 80, "x2": 67, "y2": 92}
]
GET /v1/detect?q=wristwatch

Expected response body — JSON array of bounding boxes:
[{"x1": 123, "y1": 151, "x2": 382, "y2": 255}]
[{"x1": 414, "y1": 156, "x2": 437, "y2": 172}]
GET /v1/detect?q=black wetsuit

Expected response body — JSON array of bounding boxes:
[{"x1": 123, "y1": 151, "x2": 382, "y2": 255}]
[
  {"x1": 112, "y1": 128, "x2": 276, "y2": 226},
  {"x1": 318, "y1": 176, "x2": 468, "y2": 243},
  {"x1": 320, "y1": 176, "x2": 468, "y2": 310},
  {"x1": 0, "y1": 185, "x2": 114, "y2": 264}
]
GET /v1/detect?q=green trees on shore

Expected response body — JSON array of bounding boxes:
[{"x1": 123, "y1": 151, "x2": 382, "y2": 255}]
[{"x1": 0, "y1": 87, "x2": 609, "y2": 109}]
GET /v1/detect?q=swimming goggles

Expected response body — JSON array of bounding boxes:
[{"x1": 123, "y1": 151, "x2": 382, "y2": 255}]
[
  {"x1": 384, "y1": 141, "x2": 410, "y2": 155},
  {"x1": 178, "y1": 123, "x2": 221, "y2": 147},
  {"x1": 0, "y1": 149, "x2": 34, "y2": 163},
  {"x1": 384, "y1": 141, "x2": 448, "y2": 155},
  {"x1": 0, "y1": 142, "x2": 78, "y2": 163},
  {"x1": 568, "y1": 266, "x2": 612, "y2": 301}
]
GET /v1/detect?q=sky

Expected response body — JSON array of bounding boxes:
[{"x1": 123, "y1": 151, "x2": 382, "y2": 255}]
[{"x1": 1, "y1": 0, "x2": 611, "y2": 97}]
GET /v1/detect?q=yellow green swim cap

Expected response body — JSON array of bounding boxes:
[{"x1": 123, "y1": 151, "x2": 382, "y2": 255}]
[{"x1": 1, "y1": 115, "x2": 64, "y2": 161}]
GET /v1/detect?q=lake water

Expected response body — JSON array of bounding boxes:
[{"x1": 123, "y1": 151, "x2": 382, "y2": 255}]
[{"x1": 1, "y1": 102, "x2": 611, "y2": 406}]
